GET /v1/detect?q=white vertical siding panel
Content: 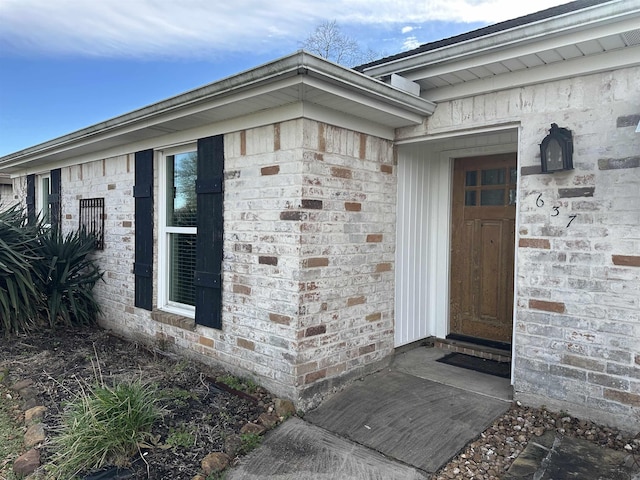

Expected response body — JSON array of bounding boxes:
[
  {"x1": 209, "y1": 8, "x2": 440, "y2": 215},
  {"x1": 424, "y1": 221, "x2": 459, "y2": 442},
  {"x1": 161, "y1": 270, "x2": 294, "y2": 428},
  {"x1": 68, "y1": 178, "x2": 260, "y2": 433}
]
[{"x1": 395, "y1": 146, "x2": 452, "y2": 346}]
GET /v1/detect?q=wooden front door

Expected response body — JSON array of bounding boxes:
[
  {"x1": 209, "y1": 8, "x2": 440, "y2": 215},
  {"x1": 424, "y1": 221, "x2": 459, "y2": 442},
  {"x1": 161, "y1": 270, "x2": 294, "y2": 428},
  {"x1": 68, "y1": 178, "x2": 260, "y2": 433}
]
[{"x1": 450, "y1": 154, "x2": 517, "y2": 344}]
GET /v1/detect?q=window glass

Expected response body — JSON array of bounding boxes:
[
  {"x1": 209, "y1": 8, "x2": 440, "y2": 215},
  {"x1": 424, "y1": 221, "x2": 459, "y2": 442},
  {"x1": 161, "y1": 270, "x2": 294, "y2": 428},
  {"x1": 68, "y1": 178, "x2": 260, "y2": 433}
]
[
  {"x1": 465, "y1": 171, "x2": 477, "y2": 187},
  {"x1": 465, "y1": 191, "x2": 476, "y2": 206},
  {"x1": 39, "y1": 176, "x2": 51, "y2": 225},
  {"x1": 163, "y1": 149, "x2": 198, "y2": 310},
  {"x1": 481, "y1": 189, "x2": 504, "y2": 206},
  {"x1": 169, "y1": 233, "x2": 196, "y2": 305},
  {"x1": 167, "y1": 152, "x2": 197, "y2": 227},
  {"x1": 481, "y1": 168, "x2": 506, "y2": 185}
]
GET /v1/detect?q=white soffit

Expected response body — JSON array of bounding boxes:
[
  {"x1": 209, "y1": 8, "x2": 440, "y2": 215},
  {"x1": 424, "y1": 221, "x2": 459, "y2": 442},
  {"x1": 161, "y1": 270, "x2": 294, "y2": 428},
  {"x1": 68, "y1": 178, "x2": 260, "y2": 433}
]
[{"x1": 362, "y1": 0, "x2": 640, "y2": 102}]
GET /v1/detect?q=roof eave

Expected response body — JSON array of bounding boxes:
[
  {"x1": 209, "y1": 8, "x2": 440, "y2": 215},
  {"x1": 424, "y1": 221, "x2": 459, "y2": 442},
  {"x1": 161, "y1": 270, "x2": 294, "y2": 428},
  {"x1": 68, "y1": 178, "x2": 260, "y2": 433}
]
[{"x1": 0, "y1": 51, "x2": 435, "y2": 172}]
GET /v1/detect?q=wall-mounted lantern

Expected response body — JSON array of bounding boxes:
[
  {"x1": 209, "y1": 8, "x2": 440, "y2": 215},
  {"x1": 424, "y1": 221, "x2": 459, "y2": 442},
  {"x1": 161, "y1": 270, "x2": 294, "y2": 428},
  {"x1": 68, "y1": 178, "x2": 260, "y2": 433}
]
[{"x1": 540, "y1": 123, "x2": 573, "y2": 173}]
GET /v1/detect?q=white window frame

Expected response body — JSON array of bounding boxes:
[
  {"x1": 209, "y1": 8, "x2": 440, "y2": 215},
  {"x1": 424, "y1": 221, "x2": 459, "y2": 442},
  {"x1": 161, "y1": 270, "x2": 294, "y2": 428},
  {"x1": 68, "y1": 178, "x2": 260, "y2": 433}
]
[
  {"x1": 158, "y1": 145, "x2": 197, "y2": 318},
  {"x1": 36, "y1": 173, "x2": 51, "y2": 227}
]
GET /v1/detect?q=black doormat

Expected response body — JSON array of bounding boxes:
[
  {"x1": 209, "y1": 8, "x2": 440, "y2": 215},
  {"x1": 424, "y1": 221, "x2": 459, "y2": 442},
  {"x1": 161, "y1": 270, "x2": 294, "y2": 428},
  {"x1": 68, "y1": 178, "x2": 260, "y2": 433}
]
[{"x1": 436, "y1": 352, "x2": 511, "y2": 379}]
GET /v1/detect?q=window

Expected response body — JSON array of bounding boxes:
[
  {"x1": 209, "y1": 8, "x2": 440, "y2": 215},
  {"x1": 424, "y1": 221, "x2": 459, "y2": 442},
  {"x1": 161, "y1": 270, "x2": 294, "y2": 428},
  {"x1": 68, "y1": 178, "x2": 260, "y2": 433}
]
[
  {"x1": 79, "y1": 198, "x2": 105, "y2": 249},
  {"x1": 37, "y1": 174, "x2": 51, "y2": 225},
  {"x1": 159, "y1": 148, "x2": 198, "y2": 316}
]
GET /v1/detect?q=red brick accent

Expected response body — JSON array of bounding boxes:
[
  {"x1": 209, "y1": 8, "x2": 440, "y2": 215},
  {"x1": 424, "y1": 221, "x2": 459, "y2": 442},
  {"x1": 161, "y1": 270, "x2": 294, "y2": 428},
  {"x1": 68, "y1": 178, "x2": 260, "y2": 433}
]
[
  {"x1": 261, "y1": 165, "x2": 280, "y2": 176},
  {"x1": 305, "y1": 368, "x2": 327, "y2": 384},
  {"x1": 636, "y1": 354, "x2": 640, "y2": 366},
  {"x1": 318, "y1": 124, "x2": 326, "y2": 152},
  {"x1": 376, "y1": 263, "x2": 392, "y2": 273},
  {"x1": 107, "y1": 184, "x2": 116, "y2": 190},
  {"x1": 529, "y1": 299, "x2": 565, "y2": 313},
  {"x1": 233, "y1": 284, "x2": 252, "y2": 296},
  {"x1": 381, "y1": 164, "x2": 393, "y2": 174},
  {"x1": 269, "y1": 313, "x2": 291, "y2": 325},
  {"x1": 280, "y1": 211, "x2": 305, "y2": 221},
  {"x1": 612, "y1": 255, "x2": 640, "y2": 267},
  {"x1": 519, "y1": 238, "x2": 551, "y2": 249},
  {"x1": 367, "y1": 234, "x2": 383, "y2": 242},
  {"x1": 65, "y1": 214, "x2": 73, "y2": 220},
  {"x1": 240, "y1": 130, "x2": 246, "y2": 155},
  {"x1": 237, "y1": 338, "x2": 255, "y2": 351},
  {"x1": 359, "y1": 133, "x2": 367, "y2": 160},
  {"x1": 603, "y1": 389, "x2": 640, "y2": 407},
  {"x1": 366, "y1": 312, "x2": 382, "y2": 322},
  {"x1": 123, "y1": 221, "x2": 132, "y2": 228},
  {"x1": 274, "y1": 122, "x2": 281, "y2": 151},
  {"x1": 331, "y1": 167, "x2": 352, "y2": 179},
  {"x1": 304, "y1": 257, "x2": 329, "y2": 268},
  {"x1": 347, "y1": 296, "x2": 366, "y2": 306},
  {"x1": 199, "y1": 336, "x2": 214, "y2": 348},
  {"x1": 259, "y1": 256, "x2": 278, "y2": 266},
  {"x1": 305, "y1": 325, "x2": 327, "y2": 337},
  {"x1": 345, "y1": 202, "x2": 361, "y2": 211},
  {"x1": 359, "y1": 344, "x2": 376, "y2": 355},
  {"x1": 301, "y1": 199, "x2": 323, "y2": 209}
]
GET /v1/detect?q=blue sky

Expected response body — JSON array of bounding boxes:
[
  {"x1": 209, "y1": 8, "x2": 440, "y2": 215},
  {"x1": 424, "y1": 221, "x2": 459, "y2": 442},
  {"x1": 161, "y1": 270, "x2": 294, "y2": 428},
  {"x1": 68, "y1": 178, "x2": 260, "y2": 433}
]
[{"x1": 0, "y1": 0, "x2": 573, "y2": 157}]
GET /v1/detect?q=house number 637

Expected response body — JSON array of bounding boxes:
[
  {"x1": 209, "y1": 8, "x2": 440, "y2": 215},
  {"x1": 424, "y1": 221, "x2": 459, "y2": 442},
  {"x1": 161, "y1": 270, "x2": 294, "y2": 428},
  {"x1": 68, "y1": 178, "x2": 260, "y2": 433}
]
[{"x1": 535, "y1": 193, "x2": 578, "y2": 228}]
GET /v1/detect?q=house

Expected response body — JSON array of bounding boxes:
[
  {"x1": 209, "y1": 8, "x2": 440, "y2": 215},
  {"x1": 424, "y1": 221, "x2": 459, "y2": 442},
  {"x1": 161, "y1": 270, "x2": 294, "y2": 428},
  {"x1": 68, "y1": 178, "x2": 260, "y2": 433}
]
[{"x1": 1, "y1": 0, "x2": 639, "y2": 432}]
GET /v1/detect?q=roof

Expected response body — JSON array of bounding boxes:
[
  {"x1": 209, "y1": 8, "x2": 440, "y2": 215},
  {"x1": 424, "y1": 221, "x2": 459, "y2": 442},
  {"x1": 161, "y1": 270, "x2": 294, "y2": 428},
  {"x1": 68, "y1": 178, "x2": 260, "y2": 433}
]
[
  {"x1": 0, "y1": 52, "x2": 435, "y2": 174},
  {"x1": 358, "y1": 0, "x2": 640, "y2": 103},
  {"x1": 356, "y1": 0, "x2": 615, "y2": 71}
]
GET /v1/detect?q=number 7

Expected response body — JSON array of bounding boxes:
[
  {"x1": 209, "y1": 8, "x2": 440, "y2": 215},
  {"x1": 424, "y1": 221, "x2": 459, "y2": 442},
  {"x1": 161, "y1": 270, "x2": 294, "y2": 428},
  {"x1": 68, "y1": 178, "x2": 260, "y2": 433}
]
[{"x1": 567, "y1": 215, "x2": 578, "y2": 228}]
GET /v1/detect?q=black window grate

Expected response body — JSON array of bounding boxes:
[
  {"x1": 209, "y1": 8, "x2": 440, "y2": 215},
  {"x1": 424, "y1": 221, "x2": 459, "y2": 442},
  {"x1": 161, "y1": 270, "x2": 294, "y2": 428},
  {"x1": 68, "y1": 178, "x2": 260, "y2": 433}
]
[{"x1": 79, "y1": 198, "x2": 105, "y2": 250}]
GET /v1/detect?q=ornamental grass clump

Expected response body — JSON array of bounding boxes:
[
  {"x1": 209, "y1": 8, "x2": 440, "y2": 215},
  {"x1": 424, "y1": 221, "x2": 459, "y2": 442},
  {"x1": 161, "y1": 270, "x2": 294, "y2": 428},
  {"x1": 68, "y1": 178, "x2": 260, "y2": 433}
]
[{"x1": 47, "y1": 380, "x2": 163, "y2": 479}]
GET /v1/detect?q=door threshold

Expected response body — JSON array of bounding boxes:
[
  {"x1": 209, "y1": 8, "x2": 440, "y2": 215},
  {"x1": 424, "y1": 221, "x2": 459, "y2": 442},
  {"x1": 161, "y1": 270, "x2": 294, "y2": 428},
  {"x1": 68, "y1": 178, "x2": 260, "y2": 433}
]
[
  {"x1": 437, "y1": 336, "x2": 511, "y2": 363},
  {"x1": 446, "y1": 333, "x2": 511, "y2": 351}
]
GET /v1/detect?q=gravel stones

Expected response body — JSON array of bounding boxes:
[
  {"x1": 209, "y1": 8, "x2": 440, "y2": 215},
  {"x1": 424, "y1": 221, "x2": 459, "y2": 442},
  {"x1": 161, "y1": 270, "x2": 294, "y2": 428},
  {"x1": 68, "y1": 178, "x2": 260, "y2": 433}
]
[{"x1": 434, "y1": 402, "x2": 639, "y2": 480}]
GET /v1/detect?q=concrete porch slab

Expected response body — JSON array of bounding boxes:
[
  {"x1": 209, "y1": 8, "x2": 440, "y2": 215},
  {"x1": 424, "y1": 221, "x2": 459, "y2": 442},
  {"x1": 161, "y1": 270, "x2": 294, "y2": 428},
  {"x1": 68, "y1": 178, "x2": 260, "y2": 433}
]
[
  {"x1": 304, "y1": 369, "x2": 511, "y2": 473},
  {"x1": 225, "y1": 417, "x2": 428, "y2": 480}
]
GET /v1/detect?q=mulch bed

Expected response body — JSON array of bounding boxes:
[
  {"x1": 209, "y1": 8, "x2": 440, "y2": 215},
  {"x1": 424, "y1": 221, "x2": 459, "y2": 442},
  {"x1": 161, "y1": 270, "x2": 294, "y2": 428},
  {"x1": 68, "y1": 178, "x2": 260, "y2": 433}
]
[{"x1": 0, "y1": 325, "x2": 279, "y2": 479}]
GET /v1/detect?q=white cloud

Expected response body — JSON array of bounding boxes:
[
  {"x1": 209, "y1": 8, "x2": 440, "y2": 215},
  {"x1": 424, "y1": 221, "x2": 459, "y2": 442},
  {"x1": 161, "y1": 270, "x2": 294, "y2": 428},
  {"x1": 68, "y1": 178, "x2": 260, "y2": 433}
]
[
  {"x1": 0, "y1": 0, "x2": 574, "y2": 58},
  {"x1": 401, "y1": 26, "x2": 414, "y2": 34},
  {"x1": 402, "y1": 36, "x2": 422, "y2": 51}
]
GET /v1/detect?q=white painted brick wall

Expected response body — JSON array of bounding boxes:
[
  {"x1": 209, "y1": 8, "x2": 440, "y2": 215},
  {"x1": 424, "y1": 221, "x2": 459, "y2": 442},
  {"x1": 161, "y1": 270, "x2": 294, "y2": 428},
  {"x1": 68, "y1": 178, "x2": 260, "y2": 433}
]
[{"x1": 399, "y1": 65, "x2": 640, "y2": 430}]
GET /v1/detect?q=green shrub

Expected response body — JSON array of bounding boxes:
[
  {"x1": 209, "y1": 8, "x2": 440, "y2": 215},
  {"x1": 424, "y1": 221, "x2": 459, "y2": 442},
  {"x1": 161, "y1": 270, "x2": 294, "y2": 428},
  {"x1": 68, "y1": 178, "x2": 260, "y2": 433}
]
[
  {"x1": 0, "y1": 205, "x2": 43, "y2": 333},
  {"x1": 36, "y1": 229, "x2": 103, "y2": 327},
  {"x1": 47, "y1": 380, "x2": 163, "y2": 479}
]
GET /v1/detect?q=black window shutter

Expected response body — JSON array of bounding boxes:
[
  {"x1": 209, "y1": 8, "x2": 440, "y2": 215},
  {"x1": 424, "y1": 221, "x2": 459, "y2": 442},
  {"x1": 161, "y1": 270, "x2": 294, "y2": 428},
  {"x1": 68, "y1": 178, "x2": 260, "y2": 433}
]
[
  {"x1": 26, "y1": 174, "x2": 35, "y2": 224},
  {"x1": 50, "y1": 168, "x2": 61, "y2": 232},
  {"x1": 195, "y1": 135, "x2": 224, "y2": 329},
  {"x1": 134, "y1": 149, "x2": 154, "y2": 311}
]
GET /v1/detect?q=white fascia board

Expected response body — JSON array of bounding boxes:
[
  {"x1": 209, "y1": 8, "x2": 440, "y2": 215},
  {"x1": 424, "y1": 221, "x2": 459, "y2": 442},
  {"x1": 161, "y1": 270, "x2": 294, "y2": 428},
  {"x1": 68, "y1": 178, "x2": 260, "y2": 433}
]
[
  {"x1": 403, "y1": 15, "x2": 640, "y2": 83},
  {"x1": 362, "y1": 0, "x2": 640, "y2": 79},
  {"x1": 424, "y1": 43, "x2": 640, "y2": 102}
]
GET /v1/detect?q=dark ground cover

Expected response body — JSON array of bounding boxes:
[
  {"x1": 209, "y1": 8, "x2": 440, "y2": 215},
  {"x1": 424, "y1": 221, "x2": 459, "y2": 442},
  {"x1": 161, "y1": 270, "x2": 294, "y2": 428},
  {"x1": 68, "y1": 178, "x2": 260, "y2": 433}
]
[{"x1": 0, "y1": 325, "x2": 278, "y2": 479}]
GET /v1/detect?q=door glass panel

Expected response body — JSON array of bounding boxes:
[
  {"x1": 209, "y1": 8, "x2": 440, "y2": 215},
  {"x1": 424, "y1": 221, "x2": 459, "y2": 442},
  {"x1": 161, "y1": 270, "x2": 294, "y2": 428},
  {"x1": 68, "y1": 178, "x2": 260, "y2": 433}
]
[
  {"x1": 481, "y1": 189, "x2": 504, "y2": 205},
  {"x1": 481, "y1": 168, "x2": 506, "y2": 185},
  {"x1": 510, "y1": 167, "x2": 517, "y2": 184},
  {"x1": 509, "y1": 189, "x2": 517, "y2": 206},
  {"x1": 465, "y1": 171, "x2": 477, "y2": 186},
  {"x1": 465, "y1": 191, "x2": 476, "y2": 206}
]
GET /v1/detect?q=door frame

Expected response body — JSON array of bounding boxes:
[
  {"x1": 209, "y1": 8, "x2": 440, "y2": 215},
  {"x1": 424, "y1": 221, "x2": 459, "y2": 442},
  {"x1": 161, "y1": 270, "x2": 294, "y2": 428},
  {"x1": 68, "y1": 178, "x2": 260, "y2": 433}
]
[{"x1": 393, "y1": 134, "x2": 520, "y2": 348}]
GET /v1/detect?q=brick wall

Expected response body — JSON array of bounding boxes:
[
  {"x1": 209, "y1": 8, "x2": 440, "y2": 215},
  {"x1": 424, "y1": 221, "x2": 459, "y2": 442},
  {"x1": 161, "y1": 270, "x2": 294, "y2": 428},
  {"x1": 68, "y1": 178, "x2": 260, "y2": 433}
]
[
  {"x1": 399, "y1": 65, "x2": 640, "y2": 430},
  {"x1": 11, "y1": 118, "x2": 397, "y2": 408}
]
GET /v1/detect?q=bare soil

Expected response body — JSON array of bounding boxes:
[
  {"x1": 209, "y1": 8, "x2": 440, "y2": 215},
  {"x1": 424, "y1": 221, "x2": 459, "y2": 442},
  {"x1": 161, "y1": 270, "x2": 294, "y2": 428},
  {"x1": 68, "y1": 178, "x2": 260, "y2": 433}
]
[{"x1": 0, "y1": 325, "x2": 276, "y2": 479}]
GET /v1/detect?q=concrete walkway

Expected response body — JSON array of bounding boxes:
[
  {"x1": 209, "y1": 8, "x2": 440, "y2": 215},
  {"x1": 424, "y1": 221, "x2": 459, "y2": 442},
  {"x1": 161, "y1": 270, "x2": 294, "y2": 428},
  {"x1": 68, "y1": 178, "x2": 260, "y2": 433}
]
[
  {"x1": 227, "y1": 346, "x2": 640, "y2": 479},
  {"x1": 227, "y1": 347, "x2": 512, "y2": 479}
]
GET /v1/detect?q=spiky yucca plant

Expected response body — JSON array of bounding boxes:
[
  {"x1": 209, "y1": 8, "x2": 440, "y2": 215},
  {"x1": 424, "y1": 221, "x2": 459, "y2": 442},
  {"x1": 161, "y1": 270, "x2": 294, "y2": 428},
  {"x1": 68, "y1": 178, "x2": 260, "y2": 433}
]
[
  {"x1": 0, "y1": 205, "x2": 43, "y2": 333},
  {"x1": 36, "y1": 229, "x2": 104, "y2": 327}
]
